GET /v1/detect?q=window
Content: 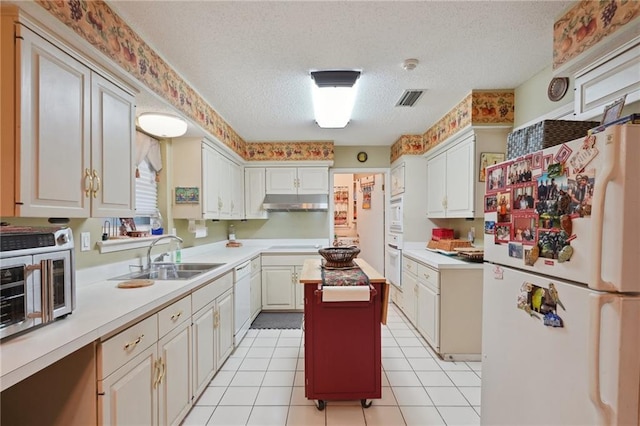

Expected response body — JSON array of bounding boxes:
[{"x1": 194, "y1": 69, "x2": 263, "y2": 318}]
[{"x1": 135, "y1": 158, "x2": 158, "y2": 216}]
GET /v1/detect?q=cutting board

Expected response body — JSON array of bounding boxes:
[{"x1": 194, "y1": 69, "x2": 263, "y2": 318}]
[{"x1": 117, "y1": 279, "x2": 154, "y2": 289}]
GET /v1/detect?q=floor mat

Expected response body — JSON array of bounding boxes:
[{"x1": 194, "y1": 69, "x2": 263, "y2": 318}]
[{"x1": 250, "y1": 312, "x2": 303, "y2": 329}]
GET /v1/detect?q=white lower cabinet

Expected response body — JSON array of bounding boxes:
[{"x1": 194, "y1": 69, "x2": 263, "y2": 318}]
[
  {"x1": 191, "y1": 272, "x2": 234, "y2": 398},
  {"x1": 261, "y1": 254, "x2": 319, "y2": 311},
  {"x1": 401, "y1": 258, "x2": 418, "y2": 325},
  {"x1": 98, "y1": 296, "x2": 192, "y2": 426},
  {"x1": 99, "y1": 273, "x2": 236, "y2": 426},
  {"x1": 399, "y1": 254, "x2": 483, "y2": 361},
  {"x1": 416, "y1": 264, "x2": 440, "y2": 351},
  {"x1": 250, "y1": 256, "x2": 262, "y2": 320}
]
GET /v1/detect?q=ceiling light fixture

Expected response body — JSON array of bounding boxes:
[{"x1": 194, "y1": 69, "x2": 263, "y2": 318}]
[
  {"x1": 137, "y1": 112, "x2": 188, "y2": 138},
  {"x1": 310, "y1": 70, "x2": 361, "y2": 128}
]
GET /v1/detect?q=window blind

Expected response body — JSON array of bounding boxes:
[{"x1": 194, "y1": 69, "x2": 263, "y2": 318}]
[{"x1": 135, "y1": 158, "x2": 158, "y2": 216}]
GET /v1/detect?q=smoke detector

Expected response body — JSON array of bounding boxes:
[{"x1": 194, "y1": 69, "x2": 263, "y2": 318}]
[{"x1": 402, "y1": 58, "x2": 419, "y2": 71}]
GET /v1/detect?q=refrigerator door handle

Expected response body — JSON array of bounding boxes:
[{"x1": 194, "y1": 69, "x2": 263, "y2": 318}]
[
  {"x1": 590, "y1": 134, "x2": 618, "y2": 292},
  {"x1": 588, "y1": 293, "x2": 616, "y2": 425}
]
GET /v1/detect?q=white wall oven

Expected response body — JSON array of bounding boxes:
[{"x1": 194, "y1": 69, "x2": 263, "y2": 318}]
[
  {"x1": 389, "y1": 196, "x2": 403, "y2": 233},
  {"x1": 0, "y1": 226, "x2": 75, "y2": 340},
  {"x1": 385, "y1": 233, "x2": 403, "y2": 288}
]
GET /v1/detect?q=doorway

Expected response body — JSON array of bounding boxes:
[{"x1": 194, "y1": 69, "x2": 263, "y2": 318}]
[{"x1": 330, "y1": 169, "x2": 388, "y2": 274}]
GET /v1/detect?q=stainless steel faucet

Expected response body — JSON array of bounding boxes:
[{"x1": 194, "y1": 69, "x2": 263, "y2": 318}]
[{"x1": 146, "y1": 235, "x2": 184, "y2": 269}]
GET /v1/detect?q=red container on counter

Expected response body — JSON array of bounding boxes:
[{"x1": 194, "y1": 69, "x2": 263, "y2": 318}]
[{"x1": 432, "y1": 228, "x2": 454, "y2": 241}]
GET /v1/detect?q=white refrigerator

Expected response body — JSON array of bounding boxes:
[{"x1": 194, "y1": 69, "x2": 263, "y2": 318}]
[{"x1": 481, "y1": 123, "x2": 640, "y2": 425}]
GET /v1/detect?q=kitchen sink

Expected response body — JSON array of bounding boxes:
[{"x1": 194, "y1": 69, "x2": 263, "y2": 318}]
[{"x1": 110, "y1": 263, "x2": 225, "y2": 281}]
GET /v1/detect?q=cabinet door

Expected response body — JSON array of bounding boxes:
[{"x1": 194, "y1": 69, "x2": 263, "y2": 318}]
[
  {"x1": 445, "y1": 136, "x2": 475, "y2": 217},
  {"x1": 157, "y1": 322, "x2": 192, "y2": 426},
  {"x1": 216, "y1": 289, "x2": 234, "y2": 366},
  {"x1": 417, "y1": 281, "x2": 440, "y2": 351},
  {"x1": 294, "y1": 265, "x2": 305, "y2": 311},
  {"x1": 297, "y1": 167, "x2": 328, "y2": 194},
  {"x1": 261, "y1": 266, "x2": 295, "y2": 309},
  {"x1": 401, "y1": 270, "x2": 418, "y2": 325},
  {"x1": 244, "y1": 168, "x2": 268, "y2": 219},
  {"x1": 250, "y1": 270, "x2": 262, "y2": 318},
  {"x1": 17, "y1": 27, "x2": 91, "y2": 217},
  {"x1": 391, "y1": 163, "x2": 405, "y2": 196},
  {"x1": 202, "y1": 144, "x2": 220, "y2": 219},
  {"x1": 230, "y1": 161, "x2": 244, "y2": 219},
  {"x1": 218, "y1": 156, "x2": 232, "y2": 218},
  {"x1": 192, "y1": 304, "x2": 216, "y2": 398},
  {"x1": 265, "y1": 168, "x2": 297, "y2": 194},
  {"x1": 426, "y1": 152, "x2": 447, "y2": 218},
  {"x1": 99, "y1": 345, "x2": 158, "y2": 426},
  {"x1": 91, "y1": 72, "x2": 135, "y2": 217}
]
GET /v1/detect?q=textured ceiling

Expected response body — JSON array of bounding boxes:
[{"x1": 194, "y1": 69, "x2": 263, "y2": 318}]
[{"x1": 109, "y1": 1, "x2": 574, "y2": 146}]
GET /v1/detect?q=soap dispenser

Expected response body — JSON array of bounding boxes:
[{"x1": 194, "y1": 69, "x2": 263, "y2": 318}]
[{"x1": 228, "y1": 224, "x2": 236, "y2": 242}]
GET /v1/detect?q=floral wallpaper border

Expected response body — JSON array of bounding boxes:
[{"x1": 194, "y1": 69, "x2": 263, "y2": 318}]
[
  {"x1": 391, "y1": 90, "x2": 514, "y2": 163},
  {"x1": 553, "y1": 0, "x2": 640, "y2": 70},
  {"x1": 245, "y1": 141, "x2": 334, "y2": 161},
  {"x1": 36, "y1": 0, "x2": 334, "y2": 162}
]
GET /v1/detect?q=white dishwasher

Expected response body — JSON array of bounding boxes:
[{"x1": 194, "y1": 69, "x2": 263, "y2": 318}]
[{"x1": 234, "y1": 261, "x2": 251, "y2": 345}]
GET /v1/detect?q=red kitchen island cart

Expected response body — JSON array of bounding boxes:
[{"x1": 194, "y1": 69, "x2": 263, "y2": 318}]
[{"x1": 299, "y1": 258, "x2": 388, "y2": 410}]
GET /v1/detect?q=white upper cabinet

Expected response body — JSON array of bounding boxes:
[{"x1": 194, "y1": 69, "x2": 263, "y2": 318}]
[
  {"x1": 390, "y1": 163, "x2": 405, "y2": 197},
  {"x1": 172, "y1": 138, "x2": 243, "y2": 220},
  {"x1": 425, "y1": 127, "x2": 510, "y2": 218},
  {"x1": 8, "y1": 24, "x2": 135, "y2": 217},
  {"x1": 265, "y1": 167, "x2": 328, "y2": 195},
  {"x1": 245, "y1": 168, "x2": 268, "y2": 219}
]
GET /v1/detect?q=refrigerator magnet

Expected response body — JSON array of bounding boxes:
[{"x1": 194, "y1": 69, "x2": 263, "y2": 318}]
[
  {"x1": 508, "y1": 242, "x2": 524, "y2": 259},
  {"x1": 495, "y1": 224, "x2": 511, "y2": 243},
  {"x1": 543, "y1": 312, "x2": 564, "y2": 327}
]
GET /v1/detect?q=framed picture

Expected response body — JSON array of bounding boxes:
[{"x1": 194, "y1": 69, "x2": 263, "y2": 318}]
[
  {"x1": 601, "y1": 95, "x2": 626, "y2": 125},
  {"x1": 175, "y1": 187, "x2": 200, "y2": 204},
  {"x1": 480, "y1": 152, "x2": 505, "y2": 182},
  {"x1": 119, "y1": 218, "x2": 136, "y2": 236},
  {"x1": 532, "y1": 152, "x2": 542, "y2": 169},
  {"x1": 486, "y1": 164, "x2": 507, "y2": 193},
  {"x1": 554, "y1": 144, "x2": 573, "y2": 164}
]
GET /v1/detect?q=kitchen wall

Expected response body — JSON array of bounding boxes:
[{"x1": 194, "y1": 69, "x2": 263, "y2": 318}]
[
  {"x1": 514, "y1": 65, "x2": 575, "y2": 127},
  {"x1": 332, "y1": 146, "x2": 390, "y2": 168}
]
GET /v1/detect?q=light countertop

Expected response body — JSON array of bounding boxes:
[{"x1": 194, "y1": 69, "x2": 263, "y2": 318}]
[
  {"x1": 402, "y1": 249, "x2": 484, "y2": 270},
  {"x1": 0, "y1": 240, "x2": 327, "y2": 392}
]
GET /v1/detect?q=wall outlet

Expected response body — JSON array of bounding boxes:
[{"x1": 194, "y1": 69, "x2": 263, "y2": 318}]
[{"x1": 81, "y1": 232, "x2": 91, "y2": 251}]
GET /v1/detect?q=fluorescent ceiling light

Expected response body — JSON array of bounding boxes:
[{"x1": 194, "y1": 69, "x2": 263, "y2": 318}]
[
  {"x1": 137, "y1": 112, "x2": 188, "y2": 138},
  {"x1": 311, "y1": 70, "x2": 361, "y2": 129}
]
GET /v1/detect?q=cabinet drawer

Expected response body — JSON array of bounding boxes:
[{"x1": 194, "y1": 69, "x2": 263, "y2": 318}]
[
  {"x1": 417, "y1": 263, "x2": 439, "y2": 289},
  {"x1": 403, "y1": 258, "x2": 418, "y2": 275},
  {"x1": 250, "y1": 256, "x2": 261, "y2": 273},
  {"x1": 100, "y1": 314, "x2": 158, "y2": 378},
  {"x1": 158, "y1": 296, "x2": 191, "y2": 338},
  {"x1": 192, "y1": 272, "x2": 233, "y2": 313}
]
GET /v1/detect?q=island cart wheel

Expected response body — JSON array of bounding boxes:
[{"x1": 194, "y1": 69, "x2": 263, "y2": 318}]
[
  {"x1": 316, "y1": 400, "x2": 326, "y2": 410},
  {"x1": 361, "y1": 399, "x2": 372, "y2": 408}
]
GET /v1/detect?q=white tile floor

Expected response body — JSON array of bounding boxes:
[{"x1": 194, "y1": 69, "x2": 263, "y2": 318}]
[{"x1": 182, "y1": 304, "x2": 481, "y2": 426}]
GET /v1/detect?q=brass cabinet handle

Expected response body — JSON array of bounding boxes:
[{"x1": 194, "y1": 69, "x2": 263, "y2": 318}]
[
  {"x1": 153, "y1": 359, "x2": 162, "y2": 388},
  {"x1": 170, "y1": 311, "x2": 183, "y2": 322},
  {"x1": 158, "y1": 359, "x2": 166, "y2": 385},
  {"x1": 92, "y1": 169, "x2": 101, "y2": 198},
  {"x1": 214, "y1": 310, "x2": 220, "y2": 328},
  {"x1": 124, "y1": 334, "x2": 144, "y2": 350},
  {"x1": 84, "y1": 168, "x2": 93, "y2": 197}
]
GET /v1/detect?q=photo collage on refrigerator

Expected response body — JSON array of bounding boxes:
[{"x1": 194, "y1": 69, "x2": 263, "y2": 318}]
[{"x1": 484, "y1": 134, "x2": 601, "y2": 268}]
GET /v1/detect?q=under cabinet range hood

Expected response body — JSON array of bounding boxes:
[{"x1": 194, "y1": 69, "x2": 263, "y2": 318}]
[{"x1": 262, "y1": 194, "x2": 329, "y2": 211}]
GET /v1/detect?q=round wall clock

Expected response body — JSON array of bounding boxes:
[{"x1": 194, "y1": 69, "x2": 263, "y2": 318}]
[
  {"x1": 357, "y1": 151, "x2": 368, "y2": 163},
  {"x1": 548, "y1": 77, "x2": 569, "y2": 102}
]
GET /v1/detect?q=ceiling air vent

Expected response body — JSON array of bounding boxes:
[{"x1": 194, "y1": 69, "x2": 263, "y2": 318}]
[{"x1": 396, "y1": 90, "x2": 424, "y2": 107}]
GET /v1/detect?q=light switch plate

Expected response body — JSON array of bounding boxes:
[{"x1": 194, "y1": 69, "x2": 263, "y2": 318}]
[{"x1": 81, "y1": 232, "x2": 91, "y2": 251}]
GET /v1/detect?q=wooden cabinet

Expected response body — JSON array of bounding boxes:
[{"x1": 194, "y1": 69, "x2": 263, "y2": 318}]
[
  {"x1": 244, "y1": 167, "x2": 268, "y2": 219},
  {"x1": 172, "y1": 138, "x2": 243, "y2": 220},
  {"x1": 249, "y1": 256, "x2": 262, "y2": 320},
  {"x1": 191, "y1": 272, "x2": 234, "y2": 398},
  {"x1": 390, "y1": 163, "x2": 405, "y2": 197},
  {"x1": 400, "y1": 258, "x2": 418, "y2": 325},
  {"x1": 98, "y1": 295, "x2": 192, "y2": 426},
  {"x1": 265, "y1": 167, "x2": 328, "y2": 194},
  {"x1": 399, "y1": 254, "x2": 483, "y2": 361},
  {"x1": 2, "y1": 21, "x2": 135, "y2": 217},
  {"x1": 425, "y1": 127, "x2": 510, "y2": 218},
  {"x1": 415, "y1": 263, "x2": 440, "y2": 351},
  {"x1": 261, "y1": 254, "x2": 319, "y2": 311}
]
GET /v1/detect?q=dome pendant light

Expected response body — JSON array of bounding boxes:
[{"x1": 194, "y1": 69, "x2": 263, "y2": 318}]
[{"x1": 137, "y1": 112, "x2": 188, "y2": 138}]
